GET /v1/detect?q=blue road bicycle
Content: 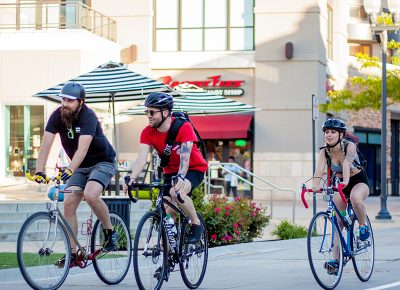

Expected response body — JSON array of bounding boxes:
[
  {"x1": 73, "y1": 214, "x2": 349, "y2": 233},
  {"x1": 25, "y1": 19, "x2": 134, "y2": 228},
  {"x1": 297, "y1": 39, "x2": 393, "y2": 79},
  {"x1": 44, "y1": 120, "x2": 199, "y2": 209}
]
[{"x1": 301, "y1": 178, "x2": 374, "y2": 290}]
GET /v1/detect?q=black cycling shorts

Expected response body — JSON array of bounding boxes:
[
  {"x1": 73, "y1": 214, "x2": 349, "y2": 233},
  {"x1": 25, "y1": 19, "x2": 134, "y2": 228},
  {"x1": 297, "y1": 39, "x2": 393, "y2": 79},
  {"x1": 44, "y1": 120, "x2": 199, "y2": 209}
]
[
  {"x1": 163, "y1": 170, "x2": 205, "y2": 197},
  {"x1": 342, "y1": 169, "x2": 369, "y2": 198}
]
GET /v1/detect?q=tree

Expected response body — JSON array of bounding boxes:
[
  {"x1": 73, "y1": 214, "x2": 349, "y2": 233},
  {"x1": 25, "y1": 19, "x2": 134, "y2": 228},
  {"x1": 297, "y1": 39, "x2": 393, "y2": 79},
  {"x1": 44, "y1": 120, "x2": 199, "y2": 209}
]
[
  {"x1": 321, "y1": 49, "x2": 400, "y2": 113},
  {"x1": 321, "y1": 14, "x2": 400, "y2": 113}
]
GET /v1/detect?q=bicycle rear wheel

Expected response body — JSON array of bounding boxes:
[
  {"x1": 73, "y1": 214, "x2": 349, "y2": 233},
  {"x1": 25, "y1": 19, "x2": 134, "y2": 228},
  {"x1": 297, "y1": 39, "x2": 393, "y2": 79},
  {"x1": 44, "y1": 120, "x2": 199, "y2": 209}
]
[
  {"x1": 17, "y1": 212, "x2": 70, "y2": 290},
  {"x1": 351, "y1": 215, "x2": 374, "y2": 282},
  {"x1": 179, "y1": 213, "x2": 208, "y2": 289},
  {"x1": 91, "y1": 211, "x2": 132, "y2": 285},
  {"x1": 307, "y1": 212, "x2": 344, "y2": 290},
  {"x1": 133, "y1": 211, "x2": 167, "y2": 290}
]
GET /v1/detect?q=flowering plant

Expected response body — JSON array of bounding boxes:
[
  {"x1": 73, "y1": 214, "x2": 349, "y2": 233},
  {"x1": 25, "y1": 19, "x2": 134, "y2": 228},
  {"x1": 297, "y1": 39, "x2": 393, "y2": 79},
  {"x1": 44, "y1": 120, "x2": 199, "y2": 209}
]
[{"x1": 200, "y1": 195, "x2": 270, "y2": 247}]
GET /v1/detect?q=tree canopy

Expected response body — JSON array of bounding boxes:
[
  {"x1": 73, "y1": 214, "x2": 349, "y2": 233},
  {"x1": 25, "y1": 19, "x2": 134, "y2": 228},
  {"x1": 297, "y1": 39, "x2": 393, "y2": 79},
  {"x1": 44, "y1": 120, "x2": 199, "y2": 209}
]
[
  {"x1": 321, "y1": 48, "x2": 400, "y2": 113},
  {"x1": 321, "y1": 15, "x2": 400, "y2": 113}
]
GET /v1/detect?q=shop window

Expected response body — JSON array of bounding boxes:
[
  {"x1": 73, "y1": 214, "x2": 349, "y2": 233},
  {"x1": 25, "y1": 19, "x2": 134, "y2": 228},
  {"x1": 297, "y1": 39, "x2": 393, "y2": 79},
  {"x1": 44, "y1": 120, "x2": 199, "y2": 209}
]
[
  {"x1": 5, "y1": 105, "x2": 44, "y2": 177},
  {"x1": 349, "y1": 43, "x2": 372, "y2": 57},
  {"x1": 154, "y1": 0, "x2": 254, "y2": 52},
  {"x1": 368, "y1": 133, "x2": 381, "y2": 145}
]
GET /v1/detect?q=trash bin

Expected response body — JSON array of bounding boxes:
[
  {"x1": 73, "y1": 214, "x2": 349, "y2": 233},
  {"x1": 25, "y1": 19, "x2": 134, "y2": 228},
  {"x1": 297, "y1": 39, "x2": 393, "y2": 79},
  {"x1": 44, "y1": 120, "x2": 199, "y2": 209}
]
[{"x1": 102, "y1": 197, "x2": 131, "y2": 230}]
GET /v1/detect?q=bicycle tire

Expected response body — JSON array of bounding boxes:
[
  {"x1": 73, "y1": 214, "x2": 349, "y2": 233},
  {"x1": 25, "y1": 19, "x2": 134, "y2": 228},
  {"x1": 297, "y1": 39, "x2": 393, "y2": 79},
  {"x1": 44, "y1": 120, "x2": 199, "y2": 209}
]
[
  {"x1": 179, "y1": 212, "x2": 208, "y2": 289},
  {"x1": 91, "y1": 211, "x2": 132, "y2": 285},
  {"x1": 351, "y1": 214, "x2": 375, "y2": 282},
  {"x1": 307, "y1": 212, "x2": 344, "y2": 290},
  {"x1": 17, "y1": 211, "x2": 71, "y2": 290},
  {"x1": 133, "y1": 211, "x2": 168, "y2": 290}
]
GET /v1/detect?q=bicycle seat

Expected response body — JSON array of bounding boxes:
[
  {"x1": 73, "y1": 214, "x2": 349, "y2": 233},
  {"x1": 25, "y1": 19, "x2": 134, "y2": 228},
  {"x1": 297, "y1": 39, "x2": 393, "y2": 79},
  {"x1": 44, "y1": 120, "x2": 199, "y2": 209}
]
[{"x1": 47, "y1": 184, "x2": 66, "y2": 201}]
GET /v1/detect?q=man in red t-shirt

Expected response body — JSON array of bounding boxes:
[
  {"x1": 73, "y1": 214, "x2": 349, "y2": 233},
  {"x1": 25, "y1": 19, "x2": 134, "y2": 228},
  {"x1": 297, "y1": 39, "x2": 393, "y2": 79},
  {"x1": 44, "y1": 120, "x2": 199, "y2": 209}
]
[{"x1": 123, "y1": 92, "x2": 208, "y2": 243}]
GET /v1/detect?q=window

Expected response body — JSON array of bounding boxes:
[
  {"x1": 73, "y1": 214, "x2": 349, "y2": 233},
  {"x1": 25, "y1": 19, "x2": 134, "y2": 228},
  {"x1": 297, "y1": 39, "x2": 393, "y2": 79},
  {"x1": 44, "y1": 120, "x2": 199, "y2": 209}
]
[
  {"x1": 327, "y1": 5, "x2": 333, "y2": 60},
  {"x1": 349, "y1": 43, "x2": 372, "y2": 56},
  {"x1": 5, "y1": 105, "x2": 44, "y2": 176},
  {"x1": 154, "y1": 0, "x2": 254, "y2": 52},
  {"x1": 349, "y1": 6, "x2": 368, "y2": 20}
]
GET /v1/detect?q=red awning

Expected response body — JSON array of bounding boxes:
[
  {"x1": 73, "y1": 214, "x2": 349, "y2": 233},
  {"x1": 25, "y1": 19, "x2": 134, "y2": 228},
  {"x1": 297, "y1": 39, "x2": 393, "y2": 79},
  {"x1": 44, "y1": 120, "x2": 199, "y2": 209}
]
[{"x1": 190, "y1": 115, "x2": 253, "y2": 139}]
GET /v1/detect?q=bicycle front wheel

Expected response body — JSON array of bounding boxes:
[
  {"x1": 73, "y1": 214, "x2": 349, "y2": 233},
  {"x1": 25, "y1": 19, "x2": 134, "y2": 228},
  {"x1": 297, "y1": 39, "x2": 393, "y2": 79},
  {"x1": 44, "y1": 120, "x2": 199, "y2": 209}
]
[
  {"x1": 91, "y1": 211, "x2": 132, "y2": 285},
  {"x1": 179, "y1": 213, "x2": 208, "y2": 289},
  {"x1": 307, "y1": 212, "x2": 344, "y2": 290},
  {"x1": 17, "y1": 211, "x2": 71, "y2": 290},
  {"x1": 133, "y1": 211, "x2": 167, "y2": 290},
  {"x1": 351, "y1": 214, "x2": 374, "y2": 282}
]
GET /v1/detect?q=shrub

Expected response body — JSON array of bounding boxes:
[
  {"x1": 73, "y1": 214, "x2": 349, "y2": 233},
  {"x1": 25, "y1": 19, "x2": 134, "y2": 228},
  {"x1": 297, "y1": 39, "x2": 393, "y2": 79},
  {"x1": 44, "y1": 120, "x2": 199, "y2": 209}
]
[
  {"x1": 200, "y1": 195, "x2": 270, "y2": 247},
  {"x1": 271, "y1": 220, "x2": 308, "y2": 240}
]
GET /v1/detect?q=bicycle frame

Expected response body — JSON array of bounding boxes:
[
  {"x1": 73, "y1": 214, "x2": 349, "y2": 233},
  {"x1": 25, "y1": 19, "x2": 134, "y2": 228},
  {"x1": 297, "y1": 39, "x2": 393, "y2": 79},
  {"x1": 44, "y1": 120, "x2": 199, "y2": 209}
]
[
  {"x1": 128, "y1": 181, "x2": 192, "y2": 263},
  {"x1": 46, "y1": 181, "x2": 101, "y2": 267},
  {"x1": 155, "y1": 185, "x2": 191, "y2": 258},
  {"x1": 323, "y1": 193, "x2": 358, "y2": 263}
]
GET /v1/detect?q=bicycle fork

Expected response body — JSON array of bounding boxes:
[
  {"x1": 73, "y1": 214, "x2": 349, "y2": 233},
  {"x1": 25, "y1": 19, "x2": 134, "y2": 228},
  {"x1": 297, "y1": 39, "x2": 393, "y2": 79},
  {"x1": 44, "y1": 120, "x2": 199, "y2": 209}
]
[{"x1": 38, "y1": 211, "x2": 60, "y2": 257}]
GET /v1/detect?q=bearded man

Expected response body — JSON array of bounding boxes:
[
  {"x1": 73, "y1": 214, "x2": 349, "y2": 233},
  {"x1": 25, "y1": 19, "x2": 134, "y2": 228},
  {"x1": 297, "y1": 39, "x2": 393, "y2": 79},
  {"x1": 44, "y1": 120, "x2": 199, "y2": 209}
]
[{"x1": 34, "y1": 82, "x2": 117, "y2": 267}]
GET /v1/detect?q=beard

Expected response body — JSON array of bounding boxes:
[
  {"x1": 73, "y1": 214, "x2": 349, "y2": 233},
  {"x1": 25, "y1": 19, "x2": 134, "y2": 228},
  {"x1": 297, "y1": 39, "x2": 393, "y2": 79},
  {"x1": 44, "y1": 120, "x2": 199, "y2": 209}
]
[{"x1": 61, "y1": 106, "x2": 80, "y2": 128}]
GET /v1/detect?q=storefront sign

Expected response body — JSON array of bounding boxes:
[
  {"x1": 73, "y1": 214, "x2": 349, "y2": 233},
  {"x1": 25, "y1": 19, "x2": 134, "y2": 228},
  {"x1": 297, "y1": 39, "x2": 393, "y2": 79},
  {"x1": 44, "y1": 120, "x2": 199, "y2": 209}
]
[{"x1": 161, "y1": 75, "x2": 245, "y2": 97}]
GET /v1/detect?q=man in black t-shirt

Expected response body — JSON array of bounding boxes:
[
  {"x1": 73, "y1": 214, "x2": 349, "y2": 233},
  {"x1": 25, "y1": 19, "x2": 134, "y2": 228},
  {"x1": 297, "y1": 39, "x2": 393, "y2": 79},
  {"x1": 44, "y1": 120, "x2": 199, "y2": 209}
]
[{"x1": 34, "y1": 82, "x2": 117, "y2": 267}]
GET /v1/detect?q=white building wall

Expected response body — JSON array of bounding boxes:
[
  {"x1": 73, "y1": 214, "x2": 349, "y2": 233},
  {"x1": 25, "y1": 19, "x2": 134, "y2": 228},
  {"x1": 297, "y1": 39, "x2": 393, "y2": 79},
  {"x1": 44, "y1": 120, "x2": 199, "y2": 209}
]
[
  {"x1": 0, "y1": 30, "x2": 120, "y2": 185},
  {"x1": 0, "y1": 1, "x2": 352, "y2": 198}
]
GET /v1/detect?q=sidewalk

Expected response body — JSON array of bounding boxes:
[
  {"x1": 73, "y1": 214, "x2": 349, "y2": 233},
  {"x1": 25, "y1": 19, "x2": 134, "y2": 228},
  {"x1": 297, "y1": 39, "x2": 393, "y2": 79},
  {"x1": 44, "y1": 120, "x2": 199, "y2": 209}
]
[{"x1": 1, "y1": 183, "x2": 399, "y2": 245}]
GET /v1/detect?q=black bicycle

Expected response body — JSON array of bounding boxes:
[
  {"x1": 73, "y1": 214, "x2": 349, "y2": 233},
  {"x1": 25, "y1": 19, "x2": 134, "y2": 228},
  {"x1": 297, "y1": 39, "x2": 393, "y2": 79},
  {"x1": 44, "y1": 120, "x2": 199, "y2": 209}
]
[{"x1": 125, "y1": 177, "x2": 208, "y2": 290}]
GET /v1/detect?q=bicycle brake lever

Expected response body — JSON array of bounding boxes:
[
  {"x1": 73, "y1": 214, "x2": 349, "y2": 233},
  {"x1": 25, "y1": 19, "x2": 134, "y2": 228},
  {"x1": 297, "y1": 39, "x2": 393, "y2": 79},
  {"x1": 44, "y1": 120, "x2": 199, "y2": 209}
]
[
  {"x1": 176, "y1": 191, "x2": 185, "y2": 203},
  {"x1": 124, "y1": 176, "x2": 138, "y2": 203},
  {"x1": 172, "y1": 176, "x2": 185, "y2": 203}
]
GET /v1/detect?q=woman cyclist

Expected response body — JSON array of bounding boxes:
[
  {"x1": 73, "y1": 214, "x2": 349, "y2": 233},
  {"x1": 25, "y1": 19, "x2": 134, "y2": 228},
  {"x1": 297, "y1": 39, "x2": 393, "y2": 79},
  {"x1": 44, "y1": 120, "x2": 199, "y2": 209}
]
[{"x1": 312, "y1": 118, "x2": 370, "y2": 275}]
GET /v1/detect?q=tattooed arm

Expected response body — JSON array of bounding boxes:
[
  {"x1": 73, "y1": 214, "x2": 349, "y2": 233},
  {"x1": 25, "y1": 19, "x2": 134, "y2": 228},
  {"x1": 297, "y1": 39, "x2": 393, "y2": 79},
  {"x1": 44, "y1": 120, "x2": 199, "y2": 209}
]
[
  {"x1": 178, "y1": 141, "x2": 193, "y2": 176},
  {"x1": 343, "y1": 142, "x2": 357, "y2": 185}
]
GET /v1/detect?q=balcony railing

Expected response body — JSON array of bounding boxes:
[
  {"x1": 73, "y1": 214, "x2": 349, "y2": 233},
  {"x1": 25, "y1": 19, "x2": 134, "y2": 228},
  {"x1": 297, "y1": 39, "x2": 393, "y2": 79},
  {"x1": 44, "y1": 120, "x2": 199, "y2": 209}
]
[{"x1": 0, "y1": 1, "x2": 116, "y2": 42}]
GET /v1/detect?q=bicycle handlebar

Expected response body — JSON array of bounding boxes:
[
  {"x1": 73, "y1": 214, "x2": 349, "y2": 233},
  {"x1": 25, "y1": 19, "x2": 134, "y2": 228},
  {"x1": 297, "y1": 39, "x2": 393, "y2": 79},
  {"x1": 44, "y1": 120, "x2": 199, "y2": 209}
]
[
  {"x1": 25, "y1": 172, "x2": 58, "y2": 184},
  {"x1": 124, "y1": 176, "x2": 185, "y2": 204},
  {"x1": 301, "y1": 183, "x2": 347, "y2": 209}
]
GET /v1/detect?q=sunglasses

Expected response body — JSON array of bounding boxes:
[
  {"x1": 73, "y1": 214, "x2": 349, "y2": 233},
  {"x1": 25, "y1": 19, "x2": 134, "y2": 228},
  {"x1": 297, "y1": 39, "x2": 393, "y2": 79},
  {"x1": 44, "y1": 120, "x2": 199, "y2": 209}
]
[
  {"x1": 144, "y1": 109, "x2": 162, "y2": 116},
  {"x1": 67, "y1": 128, "x2": 74, "y2": 139}
]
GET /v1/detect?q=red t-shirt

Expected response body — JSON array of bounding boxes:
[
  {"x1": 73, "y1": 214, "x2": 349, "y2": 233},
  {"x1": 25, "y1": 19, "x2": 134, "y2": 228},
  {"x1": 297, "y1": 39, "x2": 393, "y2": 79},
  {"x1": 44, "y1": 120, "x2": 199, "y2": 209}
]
[{"x1": 140, "y1": 118, "x2": 208, "y2": 174}]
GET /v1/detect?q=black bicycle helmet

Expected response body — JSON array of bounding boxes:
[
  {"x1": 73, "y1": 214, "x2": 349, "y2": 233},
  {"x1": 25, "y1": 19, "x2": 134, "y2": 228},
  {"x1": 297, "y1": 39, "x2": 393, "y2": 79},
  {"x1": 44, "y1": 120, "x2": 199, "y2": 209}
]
[
  {"x1": 59, "y1": 82, "x2": 86, "y2": 100},
  {"x1": 322, "y1": 118, "x2": 346, "y2": 133},
  {"x1": 144, "y1": 92, "x2": 173, "y2": 110}
]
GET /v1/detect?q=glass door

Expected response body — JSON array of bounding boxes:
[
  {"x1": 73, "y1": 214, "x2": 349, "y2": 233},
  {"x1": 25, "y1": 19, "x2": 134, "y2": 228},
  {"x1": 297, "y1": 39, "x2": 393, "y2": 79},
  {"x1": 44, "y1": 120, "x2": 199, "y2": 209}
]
[{"x1": 5, "y1": 105, "x2": 44, "y2": 177}]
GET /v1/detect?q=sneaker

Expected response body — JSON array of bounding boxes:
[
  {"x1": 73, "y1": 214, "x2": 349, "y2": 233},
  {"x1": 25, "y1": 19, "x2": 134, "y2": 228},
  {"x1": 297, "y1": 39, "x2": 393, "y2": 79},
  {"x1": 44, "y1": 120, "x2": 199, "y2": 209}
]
[
  {"x1": 102, "y1": 229, "x2": 118, "y2": 251},
  {"x1": 324, "y1": 259, "x2": 339, "y2": 276},
  {"x1": 359, "y1": 225, "x2": 370, "y2": 241},
  {"x1": 55, "y1": 253, "x2": 76, "y2": 268},
  {"x1": 187, "y1": 223, "x2": 203, "y2": 244}
]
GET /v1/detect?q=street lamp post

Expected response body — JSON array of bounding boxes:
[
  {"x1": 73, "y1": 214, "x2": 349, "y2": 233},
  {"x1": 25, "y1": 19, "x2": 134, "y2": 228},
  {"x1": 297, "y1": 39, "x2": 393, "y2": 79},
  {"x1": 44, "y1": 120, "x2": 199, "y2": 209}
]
[{"x1": 363, "y1": 0, "x2": 400, "y2": 220}]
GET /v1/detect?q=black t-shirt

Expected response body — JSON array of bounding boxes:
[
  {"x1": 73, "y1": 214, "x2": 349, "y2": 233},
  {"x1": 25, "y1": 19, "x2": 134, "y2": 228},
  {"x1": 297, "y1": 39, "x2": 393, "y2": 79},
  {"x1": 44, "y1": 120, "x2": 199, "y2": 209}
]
[{"x1": 45, "y1": 104, "x2": 116, "y2": 168}]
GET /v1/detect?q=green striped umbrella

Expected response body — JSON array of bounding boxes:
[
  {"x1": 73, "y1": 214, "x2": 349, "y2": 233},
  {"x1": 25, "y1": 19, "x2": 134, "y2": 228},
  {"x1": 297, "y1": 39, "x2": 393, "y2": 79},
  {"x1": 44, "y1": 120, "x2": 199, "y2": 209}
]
[{"x1": 33, "y1": 62, "x2": 178, "y2": 103}]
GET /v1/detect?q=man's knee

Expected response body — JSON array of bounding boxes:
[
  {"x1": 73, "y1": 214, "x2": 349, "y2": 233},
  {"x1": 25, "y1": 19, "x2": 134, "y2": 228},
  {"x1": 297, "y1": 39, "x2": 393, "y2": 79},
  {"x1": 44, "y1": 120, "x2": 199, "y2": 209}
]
[{"x1": 84, "y1": 191, "x2": 101, "y2": 205}]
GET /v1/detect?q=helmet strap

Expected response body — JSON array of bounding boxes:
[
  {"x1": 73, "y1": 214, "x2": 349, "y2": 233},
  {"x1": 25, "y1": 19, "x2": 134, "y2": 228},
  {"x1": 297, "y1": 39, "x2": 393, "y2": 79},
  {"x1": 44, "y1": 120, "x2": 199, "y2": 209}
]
[{"x1": 155, "y1": 109, "x2": 169, "y2": 129}]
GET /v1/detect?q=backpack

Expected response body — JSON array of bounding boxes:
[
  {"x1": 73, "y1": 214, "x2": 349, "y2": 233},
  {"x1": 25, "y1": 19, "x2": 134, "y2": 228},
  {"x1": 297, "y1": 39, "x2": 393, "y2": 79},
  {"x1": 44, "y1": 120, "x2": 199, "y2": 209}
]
[
  {"x1": 323, "y1": 136, "x2": 367, "y2": 172},
  {"x1": 159, "y1": 112, "x2": 207, "y2": 168}
]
